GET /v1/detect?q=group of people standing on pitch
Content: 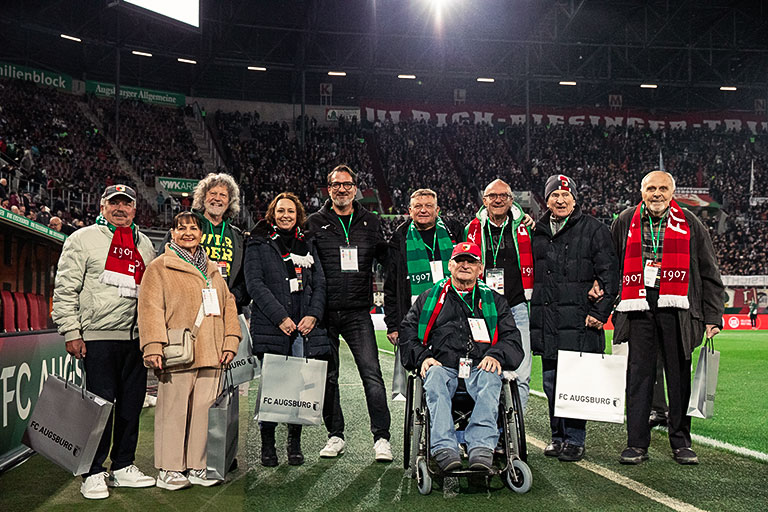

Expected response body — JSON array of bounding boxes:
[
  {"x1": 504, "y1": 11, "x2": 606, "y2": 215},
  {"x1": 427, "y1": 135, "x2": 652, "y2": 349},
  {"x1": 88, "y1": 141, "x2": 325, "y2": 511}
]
[{"x1": 51, "y1": 163, "x2": 724, "y2": 500}]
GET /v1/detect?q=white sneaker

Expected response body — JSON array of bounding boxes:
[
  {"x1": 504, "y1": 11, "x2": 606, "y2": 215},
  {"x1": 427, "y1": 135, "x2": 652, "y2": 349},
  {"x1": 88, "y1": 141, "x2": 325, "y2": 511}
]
[
  {"x1": 156, "y1": 470, "x2": 191, "y2": 491},
  {"x1": 374, "y1": 438, "x2": 393, "y2": 462},
  {"x1": 187, "y1": 468, "x2": 221, "y2": 487},
  {"x1": 108, "y1": 464, "x2": 156, "y2": 488},
  {"x1": 319, "y1": 436, "x2": 346, "y2": 458},
  {"x1": 81, "y1": 472, "x2": 109, "y2": 500}
]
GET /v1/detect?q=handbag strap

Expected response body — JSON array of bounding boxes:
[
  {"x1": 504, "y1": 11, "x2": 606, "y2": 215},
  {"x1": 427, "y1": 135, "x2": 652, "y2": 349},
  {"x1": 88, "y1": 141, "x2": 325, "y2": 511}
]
[
  {"x1": 191, "y1": 301, "x2": 205, "y2": 338},
  {"x1": 65, "y1": 358, "x2": 86, "y2": 399}
]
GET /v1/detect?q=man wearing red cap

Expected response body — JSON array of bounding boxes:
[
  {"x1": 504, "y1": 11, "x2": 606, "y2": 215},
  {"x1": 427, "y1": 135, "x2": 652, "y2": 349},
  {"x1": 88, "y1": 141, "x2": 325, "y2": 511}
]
[{"x1": 399, "y1": 242, "x2": 524, "y2": 472}]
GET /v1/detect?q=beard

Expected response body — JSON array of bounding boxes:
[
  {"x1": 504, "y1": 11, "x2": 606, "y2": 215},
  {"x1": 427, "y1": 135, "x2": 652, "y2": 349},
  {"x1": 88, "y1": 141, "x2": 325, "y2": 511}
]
[
  {"x1": 332, "y1": 194, "x2": 353, "y2": 208},
  {"x1": 206, "y1": 201, "x2": 227, "y2": 217}
]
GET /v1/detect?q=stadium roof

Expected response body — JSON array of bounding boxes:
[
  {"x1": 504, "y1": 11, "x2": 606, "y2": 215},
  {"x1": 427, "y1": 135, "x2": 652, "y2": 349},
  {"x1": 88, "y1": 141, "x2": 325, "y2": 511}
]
[{"x1": 2, "y1": 1, "x2": 767, "y2": 111}]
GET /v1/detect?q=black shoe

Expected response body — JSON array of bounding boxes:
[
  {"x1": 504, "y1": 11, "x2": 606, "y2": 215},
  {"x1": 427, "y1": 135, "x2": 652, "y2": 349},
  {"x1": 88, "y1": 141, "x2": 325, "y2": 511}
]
[
  {"x1": 286, "y1": 425, "x2": 304, "y2": 466},
  {"x1": 649, "y1": 410, "x2": 668, "y2": 428},
  {"x1": 544, "y1": 440, "x2": 563, "y2": 457},
  {"x1": 468, "y1": 447, "x2": 494, "y2": 471},
  {"x1": 558, "y1": 444, "x2": 585, "y2": 462},
  {"x1": 673, "y1": 447, "x2": 699, "y2": 465},
  {"x1": 260, "y1": 428, "x2": 278, "y2": 467},
  {"x1": 619, "y1": 447, "x2": 649, "y2": 465},
  {"x1": 434, "y1": 449, "x2": 462, "y2": 473}
]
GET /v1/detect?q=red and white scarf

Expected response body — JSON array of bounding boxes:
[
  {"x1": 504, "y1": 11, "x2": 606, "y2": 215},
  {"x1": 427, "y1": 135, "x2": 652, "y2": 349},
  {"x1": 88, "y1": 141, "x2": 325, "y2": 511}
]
[
  {"x1": 466, "y1": 205, "x2": 533, "y2": 300},
  {"x1": 97, "y1": 220, "x2": 146, "y2": 298},
  {"x1": 616, "y1": 199, "x2": 690, "y2": 312}
]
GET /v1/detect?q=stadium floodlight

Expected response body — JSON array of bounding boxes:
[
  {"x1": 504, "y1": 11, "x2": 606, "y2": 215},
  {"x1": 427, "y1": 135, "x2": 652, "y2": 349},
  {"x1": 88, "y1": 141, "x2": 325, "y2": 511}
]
[
  {"x1": 476, "y1": 77, "x2": 495, "y2": 83},
  {"x1": 131, "y1": 51, "x2": 153, "y2": 57},
  {"x1": 720, "y1": 86, "x2": 737, "y2": 91},
  {"x1": 398, "y1": 74, "x2": 416, "y2": 80},
  {"x1": 328, "y1": 71, "x2": 347, "y2": 77},
  {"x1": 177, "y1": 58, "x2": 197, "y2": 64},
  {"x1": 559, "y1": 81, "x2": 577, "y2": 86},
  {"x1": 60, "y1": 34, "x2": 81, "y2": 43},
  {"x1": 641, "y1": 83, "x2": 658, "y2": 89},
  {"x1": 248, "y1": 66, "x2": 267, "y2": 71}
]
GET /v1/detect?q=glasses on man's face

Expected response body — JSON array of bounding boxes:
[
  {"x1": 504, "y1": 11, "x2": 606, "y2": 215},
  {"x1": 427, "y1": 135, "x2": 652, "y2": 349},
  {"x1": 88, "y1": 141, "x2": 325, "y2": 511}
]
[
  {"x1": 484, "y1": 193, "x2": 512, "y2": 201},
  {"x1": 329, "y1": 182, "x2": 355, "y2": 191}
]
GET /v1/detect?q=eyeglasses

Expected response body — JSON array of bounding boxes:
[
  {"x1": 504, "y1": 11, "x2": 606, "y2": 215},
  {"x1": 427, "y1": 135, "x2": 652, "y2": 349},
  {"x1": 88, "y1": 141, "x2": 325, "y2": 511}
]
[
  {"x1": 329, "y1": 182, "x2": 355, "y2": 191},
  {"x1": 484, "y1": 193, "x2": 512, "y2": 201}
]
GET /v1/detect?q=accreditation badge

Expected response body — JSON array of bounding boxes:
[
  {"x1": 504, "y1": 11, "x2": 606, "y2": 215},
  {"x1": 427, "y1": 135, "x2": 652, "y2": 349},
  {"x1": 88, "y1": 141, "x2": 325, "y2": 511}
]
[
  {"x1": 459, "y1": 357, "x2": 472, "y2": 378},
  {"x1": 340, "y1": 245, "x2": 359, "y2": 272},
  {"x1": 201, "y1": 288, "x2": 221, "y2": 316},
  {"x1": 468, "y1": 318, "x2": 491, "y2": 344},
  {"x1": 644, "y1": 260, "x2": 661, "y2": 288},
  {"x1": 485, "y1": 268, "x2": 505, "y2": 294},
  {"x1": 429, "y1": 260, "x2": 444, "y2": 283}
]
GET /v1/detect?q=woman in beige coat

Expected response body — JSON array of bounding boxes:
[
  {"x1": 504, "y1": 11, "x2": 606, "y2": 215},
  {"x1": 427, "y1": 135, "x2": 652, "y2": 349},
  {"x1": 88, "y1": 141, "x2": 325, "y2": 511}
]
[{"x1": 139, "y1": 212, "x2": 241, "y2": 490}]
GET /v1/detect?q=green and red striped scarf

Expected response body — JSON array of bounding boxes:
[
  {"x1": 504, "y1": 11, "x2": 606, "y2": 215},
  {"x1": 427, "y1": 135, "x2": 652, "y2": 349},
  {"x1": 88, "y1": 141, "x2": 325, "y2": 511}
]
[{"x1": 417, "y1": 277, "x2": 499, "y2": 345}]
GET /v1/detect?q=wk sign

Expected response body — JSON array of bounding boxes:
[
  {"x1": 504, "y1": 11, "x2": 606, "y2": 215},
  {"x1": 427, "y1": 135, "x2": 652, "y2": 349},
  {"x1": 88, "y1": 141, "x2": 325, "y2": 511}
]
[{"x1": 158, "y1": 177, "x2": 198, "y2": 195}]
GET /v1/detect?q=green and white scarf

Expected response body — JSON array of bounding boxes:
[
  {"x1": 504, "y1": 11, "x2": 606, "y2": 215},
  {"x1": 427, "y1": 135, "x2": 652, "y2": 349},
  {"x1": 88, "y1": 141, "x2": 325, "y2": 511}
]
[{"x1": 406, "y1": 218, "x2": 455, "y2": 298}]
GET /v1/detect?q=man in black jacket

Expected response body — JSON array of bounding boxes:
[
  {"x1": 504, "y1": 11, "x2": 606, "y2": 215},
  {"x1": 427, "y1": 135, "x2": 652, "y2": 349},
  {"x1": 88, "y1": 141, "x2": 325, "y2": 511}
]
[
  {"x1": 530, "y1": 174, "x2": 619, "y2": 463},
  {"x1": 399, "y1": 242, "x2": 523, "y2": 472},
  {"x1": 306, "y1": 164, "x2": 392, "y2": 462},
  {"x1": 612, "y1": 171, "x2": 724, "y2": 466},
  {"x1": 384, "y1": 188, "x2": 462, "y2": 345}
]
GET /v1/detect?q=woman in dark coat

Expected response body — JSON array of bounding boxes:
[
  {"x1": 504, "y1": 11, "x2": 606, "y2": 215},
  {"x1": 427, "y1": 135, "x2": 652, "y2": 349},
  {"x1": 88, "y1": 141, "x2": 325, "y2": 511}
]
[{"x1": 244, "y1": 192, "x2": 328, "y2": 467}]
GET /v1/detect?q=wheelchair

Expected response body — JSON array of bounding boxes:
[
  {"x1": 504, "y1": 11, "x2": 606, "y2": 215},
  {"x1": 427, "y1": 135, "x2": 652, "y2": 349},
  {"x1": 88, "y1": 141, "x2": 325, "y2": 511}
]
[{"x1": 403, "y1": 371, "x2": 532, "y2": 495}]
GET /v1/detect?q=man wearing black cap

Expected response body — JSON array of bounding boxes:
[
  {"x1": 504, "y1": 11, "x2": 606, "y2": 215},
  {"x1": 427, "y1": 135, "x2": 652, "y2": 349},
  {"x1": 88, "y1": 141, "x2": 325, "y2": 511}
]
[
  {"x1": 530, "y1": 175, "x2": 619, "y2": 462},
  {"x1": 52, "y1": 184, "x2": 157, "y2": 499},
  {"x1": 399, "y1": 242, "x2": 524, "y2": 472}
]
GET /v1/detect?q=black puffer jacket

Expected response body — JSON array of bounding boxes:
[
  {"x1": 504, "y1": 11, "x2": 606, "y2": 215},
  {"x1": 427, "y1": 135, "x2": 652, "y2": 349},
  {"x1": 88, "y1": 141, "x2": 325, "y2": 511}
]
[
  {"x1": 399, "y1": 284, "x2": 524, "y2": 371},
  {"x1": 383, "y1": 218, "x2": 463, "y2": 334},
  {"x1": 529, "y1": 205, "x2": 619, "y2": 359},
  {"x1": 306, "y1": 200, "x2": 388, "y2": 312},
  {"x1": 243, "y1": 222, "x2": 329, "y2": 357}
]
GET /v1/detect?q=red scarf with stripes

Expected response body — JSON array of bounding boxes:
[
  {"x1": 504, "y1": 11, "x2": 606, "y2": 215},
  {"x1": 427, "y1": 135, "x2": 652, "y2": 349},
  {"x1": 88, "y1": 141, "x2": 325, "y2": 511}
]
[{"x1": 616, "y1": 200, "x2": 691, "y2": 312}]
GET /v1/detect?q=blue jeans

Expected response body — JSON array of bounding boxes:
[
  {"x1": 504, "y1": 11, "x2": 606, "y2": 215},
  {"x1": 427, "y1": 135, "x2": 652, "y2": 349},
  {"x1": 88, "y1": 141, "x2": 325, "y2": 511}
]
[
  {"x1": 542, "y1": 358, "x2": 586, "y2": 446},
  {"x1": 510, "y1": 303, "x2": 531, "y2": 412},
  {"x1": 423, "y1": 366, "x2": 502, "y2": 455},
  {"x1": 291, "y1": 333, "x2": 304, "y2": 358}
]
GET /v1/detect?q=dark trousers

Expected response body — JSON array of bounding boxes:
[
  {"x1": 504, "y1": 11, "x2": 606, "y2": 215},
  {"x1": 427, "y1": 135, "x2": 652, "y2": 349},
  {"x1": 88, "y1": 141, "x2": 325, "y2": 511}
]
[
  {"x1": 651, "y1": 353, "x2": 668, "y2": 415},
  {"x1": 542, "y1": 358, "x2": 587, "y2": 447},
  {"x1": 321, "y1": 308, "x2": 391, "y2": 441},
  {"x1": 83, "y1": 340, "x2": 147, "y2": 476},
  {"x1": 626, "y1": 289, "x2": 691, "y2": 450}
]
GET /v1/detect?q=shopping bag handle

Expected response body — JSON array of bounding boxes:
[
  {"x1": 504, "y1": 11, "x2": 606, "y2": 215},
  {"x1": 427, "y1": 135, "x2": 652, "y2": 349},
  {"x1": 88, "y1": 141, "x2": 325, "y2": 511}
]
[
  {"x1": 705, "y1": 337, "x2": 715, "y2": 353},
  {"x1": 64, "y1": 358, "x2": 86, "y2": 399},
  {"x1": 216, "y1": 366, "x2": 236, "y2": 403}
]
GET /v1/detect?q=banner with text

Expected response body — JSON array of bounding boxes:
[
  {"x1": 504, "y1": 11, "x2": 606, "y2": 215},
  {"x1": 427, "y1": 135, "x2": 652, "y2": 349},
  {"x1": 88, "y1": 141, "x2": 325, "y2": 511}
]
[
  {"x1": 361, "y1": 101, "x2": 768, "y2": 134},
  {"x1": 86, "y1": 81, "x2": 185, "y2": 107},
  {"x1": 0, "y1": 61, "x2": 72, "y2": 92},
  {"x1": 157, "y1": 177, "x2": 198, "y2": 195}
]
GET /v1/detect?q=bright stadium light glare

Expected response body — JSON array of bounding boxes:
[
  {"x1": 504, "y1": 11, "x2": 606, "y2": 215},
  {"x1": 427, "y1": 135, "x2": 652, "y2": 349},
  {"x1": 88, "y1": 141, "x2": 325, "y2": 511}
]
[
  {"x1": 60, "y1": 34, "x2": 81, "y2": 43},
  {"x1": 131, "y1": 50, "x2": 153, "y2": 57},
  {"x1": 328, "y1": 71, "x2": 347, "y2": 77},
  {"x1": 398, "y1": 74, "x2": 416, "y2": 79},
  {"x1": 559, "y1": 81, "x2": 577, "y2": 86},
  {"x1": 640, "y1": 83, "x2": 658, "y2": 89},
  {"x1": 476, "y1": 77, "x2": 495, "y2": 83},
  {"x1": 248, "y1": 66, "x2": 267, "y2": 71},
  {"x1": 720, "y1": 86, "x2": 737, "y2": 91},
  {"x1": 177, "y1": 58, "x2": 197, "y2": 64}
]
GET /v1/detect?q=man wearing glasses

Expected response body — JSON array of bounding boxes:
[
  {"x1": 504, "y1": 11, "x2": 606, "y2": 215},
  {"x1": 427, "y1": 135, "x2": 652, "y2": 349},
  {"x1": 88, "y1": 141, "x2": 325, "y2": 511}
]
[
  {"x1": 465, "y1": 179, "x2": 534, "y2": 412},
  {"x1": 384, "y1": 188, "x2": 463, "y2": 348},
  {"x1": 306, "y1": 164, "x2": 392, "y2": 462}
]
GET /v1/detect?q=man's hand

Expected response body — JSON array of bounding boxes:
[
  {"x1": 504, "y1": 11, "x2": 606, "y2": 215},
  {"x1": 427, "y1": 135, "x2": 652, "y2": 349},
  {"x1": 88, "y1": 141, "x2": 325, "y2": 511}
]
[
  {"x1": 386, "y1": 331, "x2": 399, "y2": 345},
  {"x1": 420, "y1": 357, "x2": 442, "y2": 378},
  {"x1": 65, "y1": 338, "x2": 86, "y2": 359},
  {"x1": 297, "y1": 316, "x2": 317, "y2": 336},
  {"x1": 279, "y1": 317, "x2": 297, "y2": 335},
  {"x1": 220, "y1": 350, "x2": 235, "y2": 365},
  {"x1": 705, "y1": 324, "x2": 721, "y2": 339},
  {"x1": 521, "y1": 214, "x2": 535, "y2": 229},
  {"x1": 144, "y1": 355, "x2": 163, "y2": 370},
  {"x1": 588, "y1": 280, "x2": 604, "y2": 302},
  {"x1": 478, "y1": 356, "x2": 502, "y2": 375},
  {"x1": 585, "y1": 315, "x2": 604, "y2": 329}
]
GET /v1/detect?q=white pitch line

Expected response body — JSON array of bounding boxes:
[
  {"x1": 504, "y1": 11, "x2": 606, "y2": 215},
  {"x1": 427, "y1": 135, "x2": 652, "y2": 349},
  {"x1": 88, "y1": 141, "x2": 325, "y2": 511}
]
[
  {"x1": 529, "y1": 389, "x2": 768, "y2": 462},
  {"x1": 527, "y1": 436, "x2": 707, "y2": 512}
]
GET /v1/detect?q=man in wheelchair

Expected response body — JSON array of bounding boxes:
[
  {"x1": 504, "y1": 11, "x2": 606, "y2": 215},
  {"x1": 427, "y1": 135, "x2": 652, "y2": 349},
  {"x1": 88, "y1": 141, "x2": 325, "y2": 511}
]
[{"x1": 399, "y1": 242, "x2": 524, "y2": 473}]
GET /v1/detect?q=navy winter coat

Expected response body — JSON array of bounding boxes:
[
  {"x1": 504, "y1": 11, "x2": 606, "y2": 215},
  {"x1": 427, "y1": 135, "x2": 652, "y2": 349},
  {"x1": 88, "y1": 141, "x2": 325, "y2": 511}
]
[{"x1": 244, "y1": 228, "x2": 329, "y2": 358}]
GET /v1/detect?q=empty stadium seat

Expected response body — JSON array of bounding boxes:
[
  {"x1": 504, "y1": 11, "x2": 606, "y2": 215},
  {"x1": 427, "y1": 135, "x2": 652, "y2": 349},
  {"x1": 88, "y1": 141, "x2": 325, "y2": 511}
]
[
  {"x1": 13, "y1": 292, "x2": 30, "y2": 332},
  {"x1": 27, "y1": 294, "x2": 43, "y2": 331},
  {"x1": 0, "y1": 290, "x2": 15, "y2": 333}
]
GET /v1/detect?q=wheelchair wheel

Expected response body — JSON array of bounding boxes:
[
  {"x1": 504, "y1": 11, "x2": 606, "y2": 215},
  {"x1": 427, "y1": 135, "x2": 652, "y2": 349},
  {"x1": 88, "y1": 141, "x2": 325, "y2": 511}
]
[
  {"x1": 510, "y1": 381, "x2": 528, "y2": 462},
  {"x1": 416, "y1": 458, "x2": 432, "y2": 495},
  {"x1": 503, "y1": 459, "x2": 532, "y2": 494},
  {"x1": 403, "y1": 376, "x2": 414, "y2": 470}
]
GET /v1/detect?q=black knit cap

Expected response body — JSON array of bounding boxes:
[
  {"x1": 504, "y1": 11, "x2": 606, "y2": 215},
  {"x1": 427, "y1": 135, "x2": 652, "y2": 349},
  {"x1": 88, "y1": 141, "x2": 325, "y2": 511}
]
[{"x1": 544, "y1": 174, "x2": 577, "y2": 200}]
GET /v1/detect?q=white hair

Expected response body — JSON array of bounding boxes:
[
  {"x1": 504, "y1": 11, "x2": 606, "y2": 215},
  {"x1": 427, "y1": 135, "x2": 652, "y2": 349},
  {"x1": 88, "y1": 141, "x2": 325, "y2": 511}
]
[
  {"x1": 640, "y1": 171, "x2": 676, "y2": 192},
  {"x1": 192, "y1": 172, "x2": 241, "y2": 219}
]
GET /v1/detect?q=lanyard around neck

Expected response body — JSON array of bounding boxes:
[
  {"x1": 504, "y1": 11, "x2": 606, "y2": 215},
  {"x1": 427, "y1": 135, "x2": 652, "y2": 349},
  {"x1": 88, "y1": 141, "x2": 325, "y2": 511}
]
[
  {"x1": 486, "y1": 217, "x2": 508, "y2": 266},
  {"x1": 338, "y1": 211, "x2": 354, "y2": 244},
  {"x1": 171, "y1": 247, "x2": 210, "y2": 287},
  {"x1": 207, "y1": 219, "x2": 226, "y2": 249},
  {"x1": 451, "y1": 282, "x2": 476, "y2": 313}
]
